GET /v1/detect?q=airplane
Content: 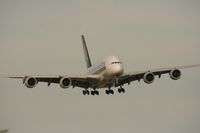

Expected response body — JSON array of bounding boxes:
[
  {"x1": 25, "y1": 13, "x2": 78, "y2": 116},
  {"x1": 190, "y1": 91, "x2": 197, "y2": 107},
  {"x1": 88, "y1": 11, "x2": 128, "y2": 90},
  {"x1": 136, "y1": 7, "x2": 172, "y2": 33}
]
[{"x1": 1, "y1": 35, "x2": 200, "y2": 95}]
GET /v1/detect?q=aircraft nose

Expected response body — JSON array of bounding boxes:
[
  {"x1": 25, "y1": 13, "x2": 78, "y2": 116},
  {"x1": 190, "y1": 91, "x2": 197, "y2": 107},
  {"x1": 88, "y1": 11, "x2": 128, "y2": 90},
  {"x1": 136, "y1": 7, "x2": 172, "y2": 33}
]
[{"x1": 112, "y1": 65, "x2": 123, "y2": 76}]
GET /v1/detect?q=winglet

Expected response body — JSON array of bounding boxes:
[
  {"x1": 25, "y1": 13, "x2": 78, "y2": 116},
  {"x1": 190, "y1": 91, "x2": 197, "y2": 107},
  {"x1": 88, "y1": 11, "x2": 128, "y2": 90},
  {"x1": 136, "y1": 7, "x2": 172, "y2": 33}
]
[{"x1": 81, "y1": 35, "x2": 92, "y2": 69}]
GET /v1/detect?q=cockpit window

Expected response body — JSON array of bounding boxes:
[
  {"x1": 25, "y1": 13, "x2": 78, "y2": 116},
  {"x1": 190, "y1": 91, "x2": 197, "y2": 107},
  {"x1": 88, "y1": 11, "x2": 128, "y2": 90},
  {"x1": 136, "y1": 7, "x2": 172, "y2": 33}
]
[{"x1": 111, "y1": 62, "x2": 121, "y2": 64}]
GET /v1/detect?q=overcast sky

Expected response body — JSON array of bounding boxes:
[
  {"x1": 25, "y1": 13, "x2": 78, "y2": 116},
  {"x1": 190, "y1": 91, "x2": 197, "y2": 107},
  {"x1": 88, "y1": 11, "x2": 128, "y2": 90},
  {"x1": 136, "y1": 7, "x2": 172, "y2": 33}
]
[{"x1": 0, "y1": 0, "x2": 200, "y2": 133}]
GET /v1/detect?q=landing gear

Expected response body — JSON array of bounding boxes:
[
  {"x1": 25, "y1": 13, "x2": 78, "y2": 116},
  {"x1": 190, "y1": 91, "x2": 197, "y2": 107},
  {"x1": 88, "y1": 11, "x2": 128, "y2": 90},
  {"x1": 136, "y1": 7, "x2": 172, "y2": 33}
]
[
  {"x1": 83, "y1": 90, "x2": 90, "y2": 95},
  {"x1": 83, "y1": 89, "x2": 99, "y2": 96},
  {"x1": 105, "y1": 89, "x2": 114, "y2": 95},
  {"x1": 118, "y1": 88, "x2": 125, "y2": 93},
  {"x1": 118, "y1": 86, "x2": 125, "y2": 93},
  {"x1": 82, "y1": 86, "x2": 125, "y2": 95},
  {"x1": 91, "y1": 90, "x2": 99, "y2": 96}
]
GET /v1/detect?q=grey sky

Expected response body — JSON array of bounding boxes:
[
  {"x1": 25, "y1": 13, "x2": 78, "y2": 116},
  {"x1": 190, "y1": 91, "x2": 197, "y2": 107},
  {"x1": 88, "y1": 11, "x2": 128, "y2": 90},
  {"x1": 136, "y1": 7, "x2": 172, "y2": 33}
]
[{"x1": 0, "y1": 0, "x2": 200, "y2": 133}]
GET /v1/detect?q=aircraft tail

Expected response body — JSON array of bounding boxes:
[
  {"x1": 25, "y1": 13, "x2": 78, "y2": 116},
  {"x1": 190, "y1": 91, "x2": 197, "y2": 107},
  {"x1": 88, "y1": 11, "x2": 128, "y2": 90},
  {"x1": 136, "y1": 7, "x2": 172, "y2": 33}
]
[{"x1": 81, "y1": 35, "x2": 92, "y2": 69}]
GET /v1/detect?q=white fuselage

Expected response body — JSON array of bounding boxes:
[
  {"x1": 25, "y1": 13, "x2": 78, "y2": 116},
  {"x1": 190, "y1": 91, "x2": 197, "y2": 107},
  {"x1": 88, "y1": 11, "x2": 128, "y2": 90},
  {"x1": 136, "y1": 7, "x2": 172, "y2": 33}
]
[{"x1": 87, "y1": 56, "x2": 124, "y2": 88}]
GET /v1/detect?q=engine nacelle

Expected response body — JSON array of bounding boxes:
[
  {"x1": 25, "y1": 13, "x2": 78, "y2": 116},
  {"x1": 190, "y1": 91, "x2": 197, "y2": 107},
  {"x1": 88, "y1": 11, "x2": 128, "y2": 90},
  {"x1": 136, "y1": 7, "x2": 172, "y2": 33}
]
[
  {"x1": 24, "y1": 77, "x2": 38, "y2": 88},
  {"x1": 59, "y1": 77, "x2": 71, "y2": 88},
  {"x1": 143, "y1": 72, "x2": 155, "y2": 84},
  {"x1": 170, "y1": 69, "x2": 181, "y2": 80}
]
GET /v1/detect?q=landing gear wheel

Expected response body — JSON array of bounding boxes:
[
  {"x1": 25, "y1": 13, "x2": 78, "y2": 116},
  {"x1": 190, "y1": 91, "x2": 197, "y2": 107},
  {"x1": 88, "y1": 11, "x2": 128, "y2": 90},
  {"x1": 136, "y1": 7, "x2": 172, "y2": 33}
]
[
  {"x1": 118, "y1": 88, "x2": 125, "y2": 93},
  {"x1": 86, "y1": 90, "x2": 90, "y2": 95},
  {"x1": 91, "y1": 91, "x2": 95, "y2": 96},
  {"x1": 118, "y1": 88, "x2": 121, "y2": 93},
  {"x1": 106, "y1": 90, "x2": 109, "y2": 95},
  {"x1": 90, "y1": 90, "x2": 99, "y2": 96},
  {"x1": 95, "y1": 90, "x2": 99, "y2": 95},
  {"x1": 83, "y1": 90, "x2": 86, "y2": 95},
  {"x1": 106, "y1": 89, "x2": 114, "y2": 95},
  {"x1": 122, "y1": 88, "x2": 125, "y2": 93},
  {"x1": 110, "y1": 89, "x2": 114, "y2": 94},
  {"x1": 83, "y1": 90, "x2": 90, "y2": 95}
]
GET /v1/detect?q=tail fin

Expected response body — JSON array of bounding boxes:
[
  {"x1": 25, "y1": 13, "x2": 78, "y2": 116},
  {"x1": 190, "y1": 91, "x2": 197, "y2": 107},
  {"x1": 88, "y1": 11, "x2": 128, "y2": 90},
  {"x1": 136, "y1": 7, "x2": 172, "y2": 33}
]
[{"x1": 81, "y1": 35, "x2": 92, "y2": 69}]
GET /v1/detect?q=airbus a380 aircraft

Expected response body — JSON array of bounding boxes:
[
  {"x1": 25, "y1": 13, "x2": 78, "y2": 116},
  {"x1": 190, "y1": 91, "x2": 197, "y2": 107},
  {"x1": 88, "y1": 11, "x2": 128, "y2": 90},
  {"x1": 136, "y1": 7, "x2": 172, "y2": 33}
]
[{"x1": 3, "y1": 35, "x2": 200, "y2": 95}]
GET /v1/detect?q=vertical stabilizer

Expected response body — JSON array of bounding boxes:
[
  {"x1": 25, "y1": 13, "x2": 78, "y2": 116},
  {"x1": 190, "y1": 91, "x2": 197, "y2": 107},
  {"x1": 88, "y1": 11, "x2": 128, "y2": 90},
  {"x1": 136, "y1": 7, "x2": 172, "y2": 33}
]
[{"x1": 81, "y1": 35, "x2": 92, "y2": 69}]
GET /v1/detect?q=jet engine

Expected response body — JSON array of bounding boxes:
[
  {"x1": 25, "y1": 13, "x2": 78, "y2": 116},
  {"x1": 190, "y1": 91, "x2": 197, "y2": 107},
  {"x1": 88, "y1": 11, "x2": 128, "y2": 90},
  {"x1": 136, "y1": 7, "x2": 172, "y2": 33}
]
[
  {"x1": 24, "y1": 77, "x2": 38, "y2": 88},
  {"x1": 59, "y1": 77, "x2": 72, "y2": 88},
  {"x1": 170, "y1": 69, "x2": 181, "y2": 80},
  {"x1": 143, "y1": 72, "x2": 155, "y2": 84}
]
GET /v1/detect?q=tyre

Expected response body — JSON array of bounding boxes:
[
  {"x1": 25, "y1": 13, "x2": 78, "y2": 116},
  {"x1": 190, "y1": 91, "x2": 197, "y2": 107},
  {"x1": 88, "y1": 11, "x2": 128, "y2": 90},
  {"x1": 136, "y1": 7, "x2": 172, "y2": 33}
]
[
  {"x1": 110, "y1": 90, "x2": 114, "y2": 94},
  {"x1": 106, "y1": 90, "x2": 109, "y2": 95},
  {"x1": 83, "y1": 90, "x2": 86, "y2": 95},
  {"x1": 96, "y1": 91, "x2": 99, "y2": 95}
]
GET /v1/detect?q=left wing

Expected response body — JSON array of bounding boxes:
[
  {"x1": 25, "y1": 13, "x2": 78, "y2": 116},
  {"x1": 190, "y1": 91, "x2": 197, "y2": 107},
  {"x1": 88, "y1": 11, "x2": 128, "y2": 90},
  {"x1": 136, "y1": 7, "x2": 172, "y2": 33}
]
[
  {"x1": 2, "y1": 74, "x2": 100, "y2": 89},
  {"x1": 116, "y1": 64, "x2": 200, "y2": 87}
]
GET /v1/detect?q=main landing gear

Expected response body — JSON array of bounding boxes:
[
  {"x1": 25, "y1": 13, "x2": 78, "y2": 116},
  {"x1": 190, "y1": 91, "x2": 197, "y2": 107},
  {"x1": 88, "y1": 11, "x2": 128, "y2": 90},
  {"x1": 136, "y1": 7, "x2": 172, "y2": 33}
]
[
  {"x1": 83, "y1": 90, "x2": 89, "y2": 95},
  {"x1": 118, "y1": 86, "x2": 125, "y2": 93},
  {"x1": 83, "y1": 86, "x2": 125, "y2": 95},
  {"x1": 91, "y1": 90, "x2": 99, "y2": 96},
  {"x1": 105, "y1": 86, "x2": 114, "y2": 95},
  {"x1": 105, "y1": 87, "x2": 125, "y2": 95},
  {"x1": 105, "y1": 89, "x2": 114, "y2": 95},
  {"x1": 83, "y1": 89, "x2": 99, "y2": 96}
]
